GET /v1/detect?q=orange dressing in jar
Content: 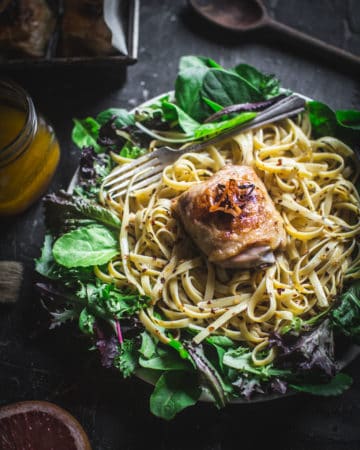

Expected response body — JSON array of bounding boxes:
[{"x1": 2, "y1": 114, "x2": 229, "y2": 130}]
[{"x1": 0, "y1": 80, "x2": 60, "y2": 216}]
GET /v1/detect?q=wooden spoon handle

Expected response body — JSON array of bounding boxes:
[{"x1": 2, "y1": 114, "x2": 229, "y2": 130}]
[{"x1": 265, "y1": 18, "x2": 360, "y2": 72}]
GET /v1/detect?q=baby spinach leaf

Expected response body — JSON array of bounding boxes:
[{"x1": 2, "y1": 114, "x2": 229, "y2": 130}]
[
  {"x1": 150, "y1": 371, "x2": 201, "y2": 420},
  {"x1": 290, "y1": 373, "x2": 352, "y2": 396},
  {"x1": 53, "y1": 224, "x2": 119, "y2": 268},
  {"x1": 175, "y1": 56, "x2": 278, "y2": 123},
  {"x1": 332, "y1": 281, "x2": 360, "y2": 342},
  {"x1": 194, "y1": 111, "x2": 256, "y2": 139},
  {"x1": 202, "y1": 97, "x2": 223, "y2": 112},
  {"x1": 232, "y1": 64, "x2": 281, "y2": 98},
  {"x1": 139, "y1": 346, "x2": 192, "y2": 371},
  {"x1": 175, "y1": 65, "x2": 211, "y2": 122},
  {"x1": 96, "y1": 108, "x2": 135, "y2": 128},
  {"x1": 336, "y1": 110, "x2": 360, "y2": 130},
  {"x1": 206, "y1": 335, "x2": 236, "y2": 371},
  {"x1": 308, "y1": 101, "x2": 338, "y2": 137},
  {"x1": 168, "y1": 338, "x2": 190, "y2": 360},
  {"x1": 308, "y1": 101, "x2": 360, "y2": 144},
  {"x1": 72, "y1": 117, "x2": 102, "y2": 153},
  {"x1": 140, "y1": 331, "x2": 157, "y2": 359},
  {"x1": 179, "y1": 55, "x2": 222, "y2": 71},
  {"x1": 201, "y1": 69, "x2": 263, "y2": 110},
  {"x1": 161, "y1": 100, "x2": 200, "y2": 135}
]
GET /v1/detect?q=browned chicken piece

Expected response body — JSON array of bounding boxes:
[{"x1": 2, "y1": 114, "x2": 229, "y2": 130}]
[
  {"x1": 61, "y1": 0, "x2": 114, "y2": 56},
  {"x1": 0, "y1": 0, "x2": 55, "y2": 58},
  {"x1": 173, "y1": 165, "x2": 286, "y2": 269}
]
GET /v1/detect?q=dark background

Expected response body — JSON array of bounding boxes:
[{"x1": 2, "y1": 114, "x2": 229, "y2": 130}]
[{"x1": 1, "y1": 1, "x2": 360, "y2": 449}]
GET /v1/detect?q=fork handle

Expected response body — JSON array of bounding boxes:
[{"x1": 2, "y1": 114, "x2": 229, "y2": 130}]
[{"x1": 178, "y1": 94, "x2": 306, "y2": 154}]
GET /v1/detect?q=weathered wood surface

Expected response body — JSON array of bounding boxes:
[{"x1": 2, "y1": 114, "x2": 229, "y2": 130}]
[{"x1": 0, "y1": 1, "x2": 359, "y2": 448}]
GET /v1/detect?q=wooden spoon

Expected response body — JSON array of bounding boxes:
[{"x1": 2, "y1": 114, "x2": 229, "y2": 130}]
[{"x1": 189, "y1": 0, "x2": 360, "y2": 71}]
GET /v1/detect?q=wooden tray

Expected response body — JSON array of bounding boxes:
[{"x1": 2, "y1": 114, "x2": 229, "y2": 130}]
[{"x1": 0, "y1": 0, "x2": 139, "y2": 69}]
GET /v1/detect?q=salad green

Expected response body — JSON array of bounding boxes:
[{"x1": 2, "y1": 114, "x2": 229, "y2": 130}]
[
  {"x1": 35, "y1": 55, "x2": 360, "y2": 420},
  {"x1": 52, "y1": 224, "x2": 119, "y2": 268}
]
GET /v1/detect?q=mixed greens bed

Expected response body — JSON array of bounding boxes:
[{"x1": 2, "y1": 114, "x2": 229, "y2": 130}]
[{"x1": 35, "y1": 56, "x2": 360, "y2": 420}]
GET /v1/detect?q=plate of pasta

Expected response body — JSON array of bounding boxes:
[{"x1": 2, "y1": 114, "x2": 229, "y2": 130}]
[{"x1": 36, "y1": 56, "x2": 360, "y2": 420}]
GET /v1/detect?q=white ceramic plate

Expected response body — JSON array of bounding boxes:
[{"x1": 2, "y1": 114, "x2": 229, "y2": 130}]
[{"x1": 68, "y1": 91, "x2": 360, "y2": 404}]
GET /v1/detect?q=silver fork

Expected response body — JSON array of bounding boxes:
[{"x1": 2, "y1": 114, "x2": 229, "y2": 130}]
[{"x1": 103, "y1": 94, "x2": 306, "y2": 199}]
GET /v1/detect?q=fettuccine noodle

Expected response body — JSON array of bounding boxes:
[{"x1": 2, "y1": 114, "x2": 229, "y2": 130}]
[{"x1": 98, "y1": 113, "x2": 360, "y2": 366}]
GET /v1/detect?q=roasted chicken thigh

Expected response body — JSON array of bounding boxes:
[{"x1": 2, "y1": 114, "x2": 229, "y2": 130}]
[{"x1": 174, "y1": 165, "x2": 286, "y2": 269}]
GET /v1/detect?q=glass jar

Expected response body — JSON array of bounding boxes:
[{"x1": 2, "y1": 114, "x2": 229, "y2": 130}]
[{"x1": 0, "y1": 80, "x2": 60, "y2": 216}]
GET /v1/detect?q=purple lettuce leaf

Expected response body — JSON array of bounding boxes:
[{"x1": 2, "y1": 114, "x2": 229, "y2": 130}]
[{"x1": 269, "y1": 319, "x2": 336, "y2": 377}]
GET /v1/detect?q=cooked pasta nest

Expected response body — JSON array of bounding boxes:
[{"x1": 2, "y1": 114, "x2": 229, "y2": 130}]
[{"x1": 97, "y1": 112, "x2": 360, "y2": 367}]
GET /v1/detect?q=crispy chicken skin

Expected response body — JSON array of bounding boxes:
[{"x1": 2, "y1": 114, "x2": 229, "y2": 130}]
[{"x1": 173, "y1": 165, "x2": 286, "y2": 269}]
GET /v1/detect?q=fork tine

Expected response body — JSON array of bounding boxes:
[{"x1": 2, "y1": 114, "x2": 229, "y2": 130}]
[
  {"x1": 105, "y1": 157, "x2": 162, "y2": 190},
  {"x1": 102, "y1": 94, "x2": 305, "y2": 198},
  {"x1": 111, "y1": 172, "x2": 162, "y2": 199},
  {"x1": 107, "y1": 163, "x2": 163, "y2": 195},
  {"x1": 102, "y1": 152, "x2": 156, "y2": 186}
]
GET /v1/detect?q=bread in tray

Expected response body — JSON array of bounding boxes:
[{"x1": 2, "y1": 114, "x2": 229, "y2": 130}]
[
  {"x1": 60, "y1": 0, "x2": 115, "y2": 57},
  {"x1": 0, "y1": 0, "x2": 55, "y2": 58}
]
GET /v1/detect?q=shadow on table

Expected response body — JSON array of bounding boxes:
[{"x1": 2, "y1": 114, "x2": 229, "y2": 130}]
[{"x1": 1, "y1": 65, "x2": 128, "y2": 124}]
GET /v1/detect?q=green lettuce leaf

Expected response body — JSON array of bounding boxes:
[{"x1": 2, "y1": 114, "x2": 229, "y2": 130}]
[
  {"x1": 332, "y1": 281, "x2": 360, "y2": 342},
  {"x1": 53, "y1": 224, "x2": 119, "y2": 268},
  {"x1": 96, "y1": 108, "x2": 135, "y2": 127},
  {"x1": 194, "y1": 111, "x2": 256, "y2": 139},
  {"x1": 78, "y1": 281, "x2": 149, "y2": 320},
  {"x1": 114, "y1": 339, "x2": 138, "y2": 378},
  {"x1": 223, "y1": 346, "x2": 289, "y2": 379},
  {"x1": 150, "y1": 371, "x2": 201, "y2": 420},
  {"x1": 308, "y1": 101, "x2": 360, "y2": 144},
  {"x1": 79, "y1": 307, "x2": 96, "y2": 334},
  {"x1": 201, "y1": 69, "x2": 262, "y2": 111},
  {"x1": 290, "y1": 373, "x2": 352, "y2": 396},
  {"x1": 139, "y1": 346, "x2": 192, "y2": 371},
  {"x1": 139, "y1": 331, "x2": 157, "y2": 359},
  {"x1": 175, "y1": 56, "x2": 277, "y2": 123},
  {"x1": 179, "y1": 55, "x2": 222, "y2": 71},
  {"x1": 72, "y1": 117, "x2": 102, "y2": 153},
  {"x1": 119, "y1": 141, "x2": 146, "y2": 159},
  {"x1": 161, "y1": 100, "x2": 200, "y2": 135},
  {"x1": 232, "y1": 64, "x2": 281, "y2": 98},
  {"x1": 175, "y1": 64, "x2": 211, "y2": 122},
  {"x1": 336, "y1": 110, "x2": 360, "y2": 130}
]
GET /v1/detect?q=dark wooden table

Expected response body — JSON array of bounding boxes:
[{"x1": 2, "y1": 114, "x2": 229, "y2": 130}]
[{"x1": 1, "y1": 1, "x2": 360, "y2": 449}]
